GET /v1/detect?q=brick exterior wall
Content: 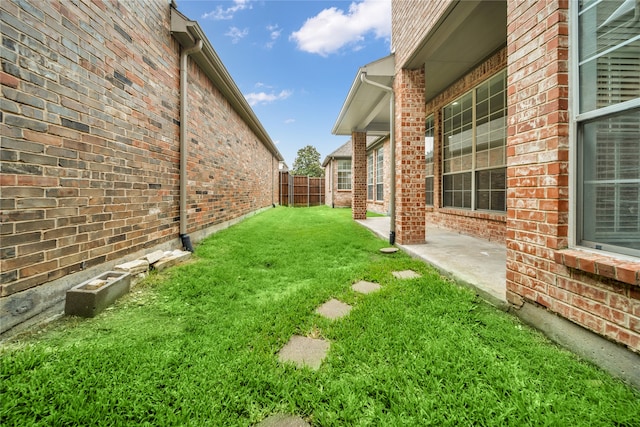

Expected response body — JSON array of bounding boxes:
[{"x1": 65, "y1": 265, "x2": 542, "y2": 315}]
[
  {"x1": 366, "y1": 138, "x2": 390, "y2": 215},
  {"x1": 393, "y1": 68, "x2": 426, "y2": 245},
  {"x1": 0, "y1": 0, "x2": 280, "y2": 335},
  {"x1": 506, "y1": 0, "x2": 639, "y2": 353},
  {"x1": 424, "y1": 49, "x2": 508, "y2": 243},
  {"x1": 351, "y1": 131, "x2": 367, "y2": 220},
  {"x1": 324, "y1": 159, "x2": 352, "y2": 208},
  {"x1": 391, "y1": 0, "x2": 450, "y2": 70},
  {"x1": 391, "y1": 0, "x2": 639, "y2": 353}
]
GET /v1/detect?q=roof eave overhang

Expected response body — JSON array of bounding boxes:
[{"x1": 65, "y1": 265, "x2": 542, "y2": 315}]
[
  {"x1": 404, "y1": 0, "x2": 507, "y2": 103},
  {"x1": 171, "y1": 8, "x2": 283, "y2": 161},
  {"x1": 332, "y1": 54, "x2": 395, "y2": 136}
]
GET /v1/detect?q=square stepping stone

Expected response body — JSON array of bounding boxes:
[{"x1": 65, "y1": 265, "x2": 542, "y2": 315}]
[
  {"x1": 278, "y1": 335, "x2": 329, "y2": 370},
  {"x1": 316, "y1": 299, "x2": 352, "y2": 320},
  {"x1": 351, "y1": 280, "x2": 381, "y2": 294},
  {"x1": 392, "y1": 270, "x2": 422, "y2": 279},
  {"x1": 255, "y1": 414, "x2": 310, "y2": 427}
]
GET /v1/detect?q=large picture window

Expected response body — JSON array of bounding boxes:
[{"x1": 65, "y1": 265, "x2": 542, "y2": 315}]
[
  {"x1": 376, "y1": 147, "x2": 384, "y2": 201},
  {"x1": 425, "y1": 115, "x2": 435, "y2": 206},
  {"x1": 337, "y1": 159, "x2": 352, "y2": 190},
  {"x1": 575, "y1": 0, "x2": 640, "y2": 257},
  {"x1": 442, "y1": 70, "x2": 506, "y2": 211}
]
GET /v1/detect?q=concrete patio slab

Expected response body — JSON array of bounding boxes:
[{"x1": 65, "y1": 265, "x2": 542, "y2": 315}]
[
  {"x1": 278, "y1": 335, "x2": 330, "y2": 370},
  {"x1": 351, "y1": 280, "x2": 381, "y2": 294},
  {"x1": 255, "y1": 414, "x2": 310, "y2": 427},
  {"x1": 392, "y1": 270, "x2": 422, "y2": 279},
  {"x1": 316, "y1": 299, "x2": 352, "y2": 320},
  {"x1": 357, "y1": 217, "x2": 506, "y2": 306}
]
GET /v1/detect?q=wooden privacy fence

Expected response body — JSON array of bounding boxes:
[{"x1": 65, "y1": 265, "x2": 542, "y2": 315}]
[{"x1": 279, "y1": 172, "x2": 325, "y2": 207}]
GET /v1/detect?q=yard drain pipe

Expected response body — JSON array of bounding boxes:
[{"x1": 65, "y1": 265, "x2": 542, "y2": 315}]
[
  {"x1": 360, "y1": 72, "x2": 395, "y2": 245},
  {"x1": 179, "y1": 39, "x2": 202, "y2": 252}
]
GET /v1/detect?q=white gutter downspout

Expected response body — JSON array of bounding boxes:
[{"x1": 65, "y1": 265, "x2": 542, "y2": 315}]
[
  {"x1": 179, "y1": 39, "x2": 202, "y2": 252},
  {"x1": 360, "y1": 72, "x2": 396, "y2": 245}
]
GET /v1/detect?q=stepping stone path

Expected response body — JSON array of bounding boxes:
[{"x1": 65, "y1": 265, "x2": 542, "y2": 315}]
[
  {"x1": 392, "y1": 270, "x2": 422, "y2": 279},
  {"x1": 351, "y1": 280, "x2": 382, "y2": 294},
  {"x1": 272, "y1": 279, "x2": 384, "y2": 425},
  {"x1": 255, "y1": 414, "x2": 310, "y2": 427},
  {"x1": 315, "y1": 298, "x2": 352, "y2": 320},
  {"x1": 277, "y1": 335, "x2": 330, "y2": 370},
  {"x1": 380, "y1": 247, "x2": 399, "y2": 254}
]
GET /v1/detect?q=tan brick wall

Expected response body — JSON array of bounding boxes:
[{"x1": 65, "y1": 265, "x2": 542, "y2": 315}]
[
  {"x1": 0, "y1": 0, "x2": 280, "y2": 334},
  {"x1": 391, "y1": 0, "x2": 451, "y2": 69},
  {"x1": 324, "y1": 159, "x2": 351, "y2": 208}
]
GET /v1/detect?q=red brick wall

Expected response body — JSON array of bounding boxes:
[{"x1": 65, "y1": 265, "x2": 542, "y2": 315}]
[
  {"x1": 424, "y1": 49, "x2": 508, "y2": 243},
  {"x1": 0, "y1": 0, "x2": 280, "y2": 335},
  {"x1": 351, "y1": 132, "x2": 367, "y2": 220},
  {"x1": 394, "y1": 68, "x2": 426, "y2": 245},
  {"x1": 506, "y1": 0, "x2": 639, "y2": 352}
]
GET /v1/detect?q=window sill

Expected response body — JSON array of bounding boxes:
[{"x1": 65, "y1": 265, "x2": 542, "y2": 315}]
[
  {"x1": 439, "y1": 208, "x2": 507, "y2": 222},
  {"x1": 554, "y1": 249, "x2": 640, "y2": 287}
]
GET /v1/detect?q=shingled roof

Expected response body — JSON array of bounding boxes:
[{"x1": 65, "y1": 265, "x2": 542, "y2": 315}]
[{"x1": 322, "y1": 136, "x2": 386, "y2": 167}]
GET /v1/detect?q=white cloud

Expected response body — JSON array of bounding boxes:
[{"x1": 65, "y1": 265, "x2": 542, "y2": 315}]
[
  {"x1": 266, "y1": 24, "x2": 282, "y2": 48},
  {"x1": 202, "y1": 0, "x2": 252, "y2": 20},
  {"x1": 245, "y1": 89, "x2": 292, "y2": 106},
  {"x1": 290, "y1": 0, "x2": 391, "y2": 57},
  {"x1": 284, "y1": 118, "x2": 295, "y2": 124},
  {"x1": 225, "y1": 26, "x2": 249, "y2": 44}
]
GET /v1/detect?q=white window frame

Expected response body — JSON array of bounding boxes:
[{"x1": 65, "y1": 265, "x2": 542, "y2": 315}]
[
  {"x1": 425, "y1": 114, "x2": 435, "y2": 206},
  {"x1": 375, "y1": 147, "x2": 384, "y2": 201},
  {"x1": 367, "y1": 152, "x2": 374, "y2": 200},
  {"x1": 569, "y1": 0, "x2": 640, "y2": 258},
  {"x1": 442, "y1": 69, "x2": 507, "y2": 212},
  {"x1": 337, "y1": 159, "x2": 352, "y2": 190}
]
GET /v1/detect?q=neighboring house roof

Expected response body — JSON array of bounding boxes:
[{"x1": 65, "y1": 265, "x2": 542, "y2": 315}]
[
  {"x1": 322, "y1": 140, "x2": 351, "y2": 167},
  {"x1": 322, "y1": 136, "x2": 385, "y2": 167}
]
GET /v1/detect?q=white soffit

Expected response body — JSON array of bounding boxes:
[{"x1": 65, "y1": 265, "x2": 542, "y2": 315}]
[
  {"x1": 332, "y1": 54, "x2": 395, "y2": 136},
  {"x1": 406, "y1": 0, "x2": 507, "y2": 103}
]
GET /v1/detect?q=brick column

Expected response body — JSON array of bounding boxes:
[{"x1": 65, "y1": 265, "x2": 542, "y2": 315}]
[
  {"x1": 394, "y1": 68, "x2": 426, "y2": 244},
  {"x1": 352, "y1": 131, "x2": 367, "y2": 220}
]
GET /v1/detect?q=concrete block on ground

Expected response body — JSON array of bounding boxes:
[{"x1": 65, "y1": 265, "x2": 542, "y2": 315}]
[
  {"x1": 65, "y1": 271, "x2": 131, "y2": 317},
  {"x1": 114, "y1": 259, "x2": 149, "y2": 275},
  {"x1": 143, "y1": 250, "x2": 165, "y2": 265},
  {"x1": 153, "y1": 250, "x2": 191, "y2": 271}
]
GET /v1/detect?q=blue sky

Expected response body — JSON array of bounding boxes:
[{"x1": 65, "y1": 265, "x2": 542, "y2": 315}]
[{"x1": 175, "y1": 0, "x2": 391, "y2": 166}]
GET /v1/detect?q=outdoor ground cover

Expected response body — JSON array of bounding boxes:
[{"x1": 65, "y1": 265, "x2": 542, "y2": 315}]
[{"x1": 1, "y1": 206, "x2": 639, "y2": 426}]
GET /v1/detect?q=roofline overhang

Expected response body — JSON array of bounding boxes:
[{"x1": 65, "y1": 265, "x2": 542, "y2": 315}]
[
  {"x1": 170, "y1": 7, "x2": 283, "y2": 161},
  {"x1": 332, "y1": 54, "x2": 395, "y2": 136}
]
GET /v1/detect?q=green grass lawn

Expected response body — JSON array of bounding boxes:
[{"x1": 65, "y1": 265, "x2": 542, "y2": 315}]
[{"x1": 2, "y1": 206, "x2": 639, "y2": 426}]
